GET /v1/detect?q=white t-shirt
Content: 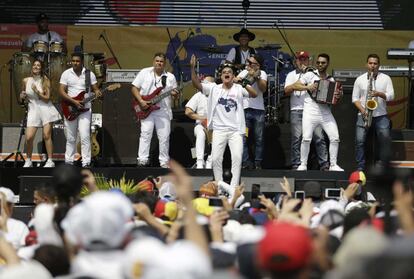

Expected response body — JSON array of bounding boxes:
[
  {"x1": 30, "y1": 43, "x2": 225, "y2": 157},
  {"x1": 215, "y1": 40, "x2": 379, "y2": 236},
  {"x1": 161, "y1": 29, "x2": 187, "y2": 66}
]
[
  {"x1": 352, "y1": 72, "x2": 394, "y2": 117},
  {"x1": 300, "y1": 71, "x2": 333, "y2": 115},
  {"x1": 59, "y1": 67, "x2": 98, "y2": 109},
  {"x1": 131, "y1": 66, "x2": 177, "y2": 120},
  {"x1": 202, "y1": 82, "x2": 249, "y2": 134},
  {"x1": 25, "y1": 31, "x2": 63, "y2": 48},
  {"x1": 285, "y1": 69, "x2": 307, "y2": 111},
  {"x1": 5, "y1": 218, "x2": 29, "y2": 249},
  {"x1": 185, "y1": 91, "x2": 208, "y2": 125},
  {"x1": 238, "y1": 69, "x2": 267, "y2": 110},
  {"x1": 225, "y1": 48, "x2": 252, "y2": 65}
]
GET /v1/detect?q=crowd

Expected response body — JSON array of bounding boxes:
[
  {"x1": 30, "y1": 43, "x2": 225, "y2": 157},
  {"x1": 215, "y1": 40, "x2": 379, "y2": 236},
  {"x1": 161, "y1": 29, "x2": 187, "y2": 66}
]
[{"x1": 0, "y1": 162, "x2": 413, "y2": 279}]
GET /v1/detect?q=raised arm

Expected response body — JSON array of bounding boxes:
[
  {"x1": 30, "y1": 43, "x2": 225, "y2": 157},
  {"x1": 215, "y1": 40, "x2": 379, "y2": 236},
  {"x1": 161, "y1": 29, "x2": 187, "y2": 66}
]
[{"x1": 190, "y1": 55, "x2": 203, "y2": 92}]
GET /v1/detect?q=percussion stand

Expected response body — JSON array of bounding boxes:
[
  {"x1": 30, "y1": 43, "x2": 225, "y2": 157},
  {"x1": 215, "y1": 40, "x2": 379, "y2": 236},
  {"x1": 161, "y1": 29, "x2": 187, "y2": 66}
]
[{"x1": 1, "y1": 106, "x2": 28, "y2": 167}]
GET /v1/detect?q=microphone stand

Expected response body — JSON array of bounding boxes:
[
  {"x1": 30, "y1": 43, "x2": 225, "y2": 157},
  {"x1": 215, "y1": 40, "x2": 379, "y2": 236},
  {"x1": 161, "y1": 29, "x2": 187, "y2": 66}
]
[
  {"x1": 272, "y1": 21, "x2": 296, "y2": 59},
  {"x1": 99, "y1": 30, "x2": 122, "y2": 69}
]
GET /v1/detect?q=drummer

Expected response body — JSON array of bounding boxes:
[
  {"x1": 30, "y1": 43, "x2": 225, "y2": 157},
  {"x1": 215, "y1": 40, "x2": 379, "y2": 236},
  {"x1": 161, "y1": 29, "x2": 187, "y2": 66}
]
[
  {"x1": 224, "y1": 28, "x2": 256, "y2": 69},
  {"x1": 22, "y1": 13, "x2": 66, "y2": 53}
]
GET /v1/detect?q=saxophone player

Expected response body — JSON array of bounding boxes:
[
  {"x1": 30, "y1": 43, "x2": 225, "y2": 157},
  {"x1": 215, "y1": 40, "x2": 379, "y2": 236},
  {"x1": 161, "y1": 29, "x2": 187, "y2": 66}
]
[{"x1": 352, "y1": 54, "x2": 394, "y2": 171}]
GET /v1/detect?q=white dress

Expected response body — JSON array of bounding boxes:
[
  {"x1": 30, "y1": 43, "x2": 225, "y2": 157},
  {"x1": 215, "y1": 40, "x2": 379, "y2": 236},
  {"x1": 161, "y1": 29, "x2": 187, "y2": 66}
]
[{"x1": 25, "y1": 76, "x2": 61, "y2": 127}]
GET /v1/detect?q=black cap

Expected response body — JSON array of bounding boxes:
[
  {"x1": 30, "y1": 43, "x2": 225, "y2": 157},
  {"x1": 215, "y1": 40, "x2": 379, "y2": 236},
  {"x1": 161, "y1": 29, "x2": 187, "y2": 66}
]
[{"x1": 36, "y1": 13, "x2": 49, "y2": 22}]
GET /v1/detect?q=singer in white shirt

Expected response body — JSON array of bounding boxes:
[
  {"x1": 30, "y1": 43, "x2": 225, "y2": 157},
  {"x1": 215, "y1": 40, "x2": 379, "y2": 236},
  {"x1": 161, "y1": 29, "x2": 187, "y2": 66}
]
[{"x1": 352, "y1": 54, "x2": 394, "y2": 170}]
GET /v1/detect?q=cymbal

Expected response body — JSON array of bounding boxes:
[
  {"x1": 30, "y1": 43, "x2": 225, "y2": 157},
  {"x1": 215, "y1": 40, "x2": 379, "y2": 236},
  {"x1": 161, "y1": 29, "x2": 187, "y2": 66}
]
[
  {"x1": 256, "y1": 44, "x2": 281, "y2": 51},
  {"x1": 200, "y1": 46, "x2": 226, "y2": 53},
  {"x1": 183, "y1": 63, "x2": 210, "y2": 67}
]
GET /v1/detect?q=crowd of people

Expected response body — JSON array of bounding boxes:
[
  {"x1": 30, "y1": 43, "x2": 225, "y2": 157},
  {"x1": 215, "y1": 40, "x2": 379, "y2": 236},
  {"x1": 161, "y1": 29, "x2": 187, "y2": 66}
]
[{"x1": 0, "y1": 163, "x2": 413, "y2": 278}]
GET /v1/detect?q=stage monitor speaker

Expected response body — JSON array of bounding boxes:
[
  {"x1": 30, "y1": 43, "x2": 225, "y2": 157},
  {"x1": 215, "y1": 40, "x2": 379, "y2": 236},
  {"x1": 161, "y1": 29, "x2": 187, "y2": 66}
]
[
  {"x1": 0, "y1": 123, "x2": 45, "y2": 161},
  {"x1": 18, "y1": 175, "x2": 53, "y2": 204}
]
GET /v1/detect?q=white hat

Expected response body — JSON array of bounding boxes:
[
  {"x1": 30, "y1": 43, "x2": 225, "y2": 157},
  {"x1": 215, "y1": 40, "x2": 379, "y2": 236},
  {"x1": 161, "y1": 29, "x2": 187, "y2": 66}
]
[
  {"x1": 159, "y1": 182, "x2": 176, "y2": 201},
  {"x1": 0, "y1": 187, "x2": 16, "y2": 203},
  {"x1": 62, "y1": 191, "x2": 134, "y2": 250}
]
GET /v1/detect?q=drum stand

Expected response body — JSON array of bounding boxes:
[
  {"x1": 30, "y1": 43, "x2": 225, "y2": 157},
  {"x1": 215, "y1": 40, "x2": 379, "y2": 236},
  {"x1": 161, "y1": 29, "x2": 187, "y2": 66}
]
[{"x1": 1, "y1": 107, "x2": 28, "y2": 167}]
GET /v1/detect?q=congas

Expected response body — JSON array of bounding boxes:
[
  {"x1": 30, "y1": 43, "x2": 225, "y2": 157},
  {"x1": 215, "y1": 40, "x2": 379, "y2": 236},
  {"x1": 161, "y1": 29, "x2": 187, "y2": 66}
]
[
  {"x1": 94, "y1": 63, "x2": 106, "y2": 78},
  {"x1": 12, "y1": 52, "x2": 33, "y2": 100},
  {"x1": 83, "y1": 53, "x2": 95, "y2": 75},
  {"x1": 33, "y1": 40, "x2": 48, "y2": 53},
  {"x1": 49, "y1": 53, "x2": 69, "y2": 102},
  {"x1": 50, "y1": 42, "x2": 63, "y2": 53}
]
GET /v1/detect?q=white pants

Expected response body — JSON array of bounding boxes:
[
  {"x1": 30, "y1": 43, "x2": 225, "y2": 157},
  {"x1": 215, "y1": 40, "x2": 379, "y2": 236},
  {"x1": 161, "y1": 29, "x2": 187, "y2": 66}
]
[
  {"x1": 194, "y1": 124, "x2": 212, "y2": 168},
  {"x1": 138, "y1": 111, "x2": 170, "y2": 166},
  {"x1": 211, "y1": 130, "x2": 243, "y2": 186},
  {"x1": 301, "y1": 111, "x2": 340, "y2": 166},
  {"x1": 64, "y1": 110, "x2": 91, "y2": 166}
]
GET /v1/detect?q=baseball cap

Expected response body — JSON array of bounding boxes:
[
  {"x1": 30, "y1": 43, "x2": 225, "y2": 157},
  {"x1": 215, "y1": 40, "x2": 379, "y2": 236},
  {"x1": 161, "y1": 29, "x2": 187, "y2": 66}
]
[
  {"x1": 154, "y1": 199, "x2": 178, "y2": 224},
  {"x1": 158, "y1": 182, "x2": 176, "y2": 201},
  {"x1": 36, "y1": 13, "x2": 49, "y2": 22},
  {"x1": 61, "y1": 191, "x2": 134, "y2": 250},
  {"x1": 0, "y1": 187, "x2": 16, "y2": 203},
  {"x1": 296, "y1": 51, "x2": 310, "y2": 59},
  {"x1": 258, "y1": 222, "x2": 312, "y2": 272},
  {"x1": 349, "y1": 171, "x2": 366, "y2": 186}
]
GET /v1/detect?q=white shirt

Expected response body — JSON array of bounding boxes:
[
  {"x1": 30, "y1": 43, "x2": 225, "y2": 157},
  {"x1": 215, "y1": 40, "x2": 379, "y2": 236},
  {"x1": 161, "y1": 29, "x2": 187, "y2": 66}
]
[
  {"x1": 202, "y1": 82, "x2": 249, "y2": 134},
  {"x1": 59, "y1": 67, "x2": 98, "y2": 109},
  {"x1": 132, "y1": 66, "x2": 177, "y2": 120},
  {"x1": 185, "y1": 91, "x2": 208, "y2": 125},
  {"x1": 300, "y1": 71, "x2": 334, "y2": 115},
  {"x1": 25, "y1": 31, "x2": 63, "y2": 48},
  {"x1": 238, "y1": 69, "x2": 267, "y2": 110},
  {"x1": 285, "y1": 69, "x2": 307, "y2": 111},
  {"x1": 5, "y1": 218, "x2": 29, "y2": 249},
  {"x1": 352, "y1": 72, "x2": 394, "y2": 117},
  {"x1": 225, "y1": 48, "x2": 251, "y2": 65}
]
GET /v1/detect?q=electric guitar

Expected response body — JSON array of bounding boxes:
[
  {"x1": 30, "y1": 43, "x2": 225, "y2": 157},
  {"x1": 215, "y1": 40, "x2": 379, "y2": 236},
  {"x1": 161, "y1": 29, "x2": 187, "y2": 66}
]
[
  {"x1": 61, "y1": 83, "x2": 121, "y2": 121},
  {"x1": 132, "y1": 86, "x2": 175, "y2": 121}
]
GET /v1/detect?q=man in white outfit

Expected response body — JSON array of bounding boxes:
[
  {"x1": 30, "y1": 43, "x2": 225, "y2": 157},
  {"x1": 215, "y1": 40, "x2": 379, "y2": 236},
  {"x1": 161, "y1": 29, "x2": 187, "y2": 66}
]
[
  {"x1": 291, "y1": 53, "x2": 344, "y2": 171},
  {"x1": 59, "y1": 53, "x2": 101, "y2": 167},
  {"x1": 352, "y1": 53, "x2": 394, "y2": 170},
  {"x1": 185, "y1": 76, "x2": 215, "y2": 169},
  {"x1": 131, "y1": 52, "x2": 179, "y2": 168},
  {"x1": 190, "y1": 55, "x2": 257, "y2": 186}
]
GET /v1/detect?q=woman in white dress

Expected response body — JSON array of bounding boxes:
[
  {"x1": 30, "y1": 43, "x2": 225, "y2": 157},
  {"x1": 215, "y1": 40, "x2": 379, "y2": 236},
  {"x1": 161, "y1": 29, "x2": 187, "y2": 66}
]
[{"x1": 19, "y1": 59, "x2": 61, "y2": 167}]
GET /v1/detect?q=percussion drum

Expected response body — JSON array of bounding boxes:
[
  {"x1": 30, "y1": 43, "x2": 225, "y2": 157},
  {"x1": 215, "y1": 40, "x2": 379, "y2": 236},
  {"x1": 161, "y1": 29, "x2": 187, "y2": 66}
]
[
  {"x1": 83, "y1": 53, "x2": 96, "y2": 75},
  {"x1": 50, "y1": 42, "x2": 63, "y2": 53},
  {"x1": 33, "y1": 40, "x2": 48, "y2": 53},
  {"x1": 12, "y1": 52, "x2": 33, "y2": 101},
  {"x1": 49, "y1": 53, "x2": 69, "y2": 102}
]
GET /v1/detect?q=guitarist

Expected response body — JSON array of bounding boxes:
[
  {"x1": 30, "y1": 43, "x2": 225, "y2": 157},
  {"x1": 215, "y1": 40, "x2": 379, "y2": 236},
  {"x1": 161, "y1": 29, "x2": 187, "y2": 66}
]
[
  {"x1": 131, "y1": 52, "x2": 179, "y2": 168},
  {"x1": 59, "y1": 52, "x2": 102, "y2": 167}
]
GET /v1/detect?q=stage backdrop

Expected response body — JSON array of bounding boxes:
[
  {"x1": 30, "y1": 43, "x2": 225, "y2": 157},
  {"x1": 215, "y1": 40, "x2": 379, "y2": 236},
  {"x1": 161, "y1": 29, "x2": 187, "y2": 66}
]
[{"x1": 0, "y1": 25, "x2": 413, "y2": 130}]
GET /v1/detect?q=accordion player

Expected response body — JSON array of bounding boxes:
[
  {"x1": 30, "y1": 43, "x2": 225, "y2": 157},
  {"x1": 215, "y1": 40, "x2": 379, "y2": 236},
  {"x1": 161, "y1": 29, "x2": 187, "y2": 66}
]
[{"x1": 309, "y1": 79, "x2": 342, "y2": 105}]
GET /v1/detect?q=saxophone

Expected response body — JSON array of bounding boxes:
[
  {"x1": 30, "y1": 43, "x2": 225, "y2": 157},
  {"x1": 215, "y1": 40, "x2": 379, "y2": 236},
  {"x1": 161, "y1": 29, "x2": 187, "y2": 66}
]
[{"x1": 364, "y1": 72, "x2": 378, "y2": 128}]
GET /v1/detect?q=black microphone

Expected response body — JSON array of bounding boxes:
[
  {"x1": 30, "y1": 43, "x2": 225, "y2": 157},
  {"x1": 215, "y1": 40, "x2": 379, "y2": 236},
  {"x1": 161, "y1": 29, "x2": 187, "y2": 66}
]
[{"x1": 80, "y1": 35, "x2": 84, "y2": 52}]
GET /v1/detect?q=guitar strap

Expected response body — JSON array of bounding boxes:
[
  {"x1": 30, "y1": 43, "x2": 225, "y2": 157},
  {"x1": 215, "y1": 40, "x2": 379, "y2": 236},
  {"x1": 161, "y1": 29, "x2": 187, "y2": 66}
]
[{"x1": 85, "y1": 69, "x2": 91, "y2": 92}]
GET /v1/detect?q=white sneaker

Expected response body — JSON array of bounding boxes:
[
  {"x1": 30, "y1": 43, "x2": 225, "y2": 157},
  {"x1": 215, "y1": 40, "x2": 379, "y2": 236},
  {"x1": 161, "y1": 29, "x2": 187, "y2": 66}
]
[
  {"x1": 160, "y1": 163, "x2": 169, "y2": 169},
  {"x1": 297, "y1": 164, "x2": 307, "y2": 171},
  {"x1": 329, "y1": 164, "x2": 344, "y2": 171},
  {"x1": 23, "y1": 159, "x2": 33, "y2": 168},
  {"x1": 196, "y1": 160, "x2": 204, "y2": 169},
  {"x1": 44, "y1": 159, "x2": 55, "y2": 168}
]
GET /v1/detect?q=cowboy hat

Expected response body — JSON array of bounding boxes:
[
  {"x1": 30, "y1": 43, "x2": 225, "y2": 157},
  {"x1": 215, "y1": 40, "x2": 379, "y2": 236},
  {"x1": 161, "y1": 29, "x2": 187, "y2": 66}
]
[{"x1": 233, "y1": 28, "x2": 255, "y2": 42}]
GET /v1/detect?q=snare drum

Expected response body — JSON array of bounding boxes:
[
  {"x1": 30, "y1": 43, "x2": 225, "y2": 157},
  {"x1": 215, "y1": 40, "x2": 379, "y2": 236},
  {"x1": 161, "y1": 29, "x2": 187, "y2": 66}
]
[
  {"x1": 12, "y1": 52, "x2": 33, "y2": 100},
  {"x1": 50, "y1": 42, "x2": 63, "y2": 53},
  {"x1": 33, "y1": 40, "x2": 48, "y2": 53}
]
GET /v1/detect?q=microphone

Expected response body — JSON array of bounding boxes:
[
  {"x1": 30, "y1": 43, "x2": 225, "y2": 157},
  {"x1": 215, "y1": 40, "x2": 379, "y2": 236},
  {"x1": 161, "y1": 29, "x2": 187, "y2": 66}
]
[
  {"x1": 189, "y1": 28, "x2": 195, "y2": 36},
  {"x1": 80, "y1": 35, "x2": 84, "y2": 52},
  {"x1": 98, "y1": 33, "x2": 104, "y2": 40}
]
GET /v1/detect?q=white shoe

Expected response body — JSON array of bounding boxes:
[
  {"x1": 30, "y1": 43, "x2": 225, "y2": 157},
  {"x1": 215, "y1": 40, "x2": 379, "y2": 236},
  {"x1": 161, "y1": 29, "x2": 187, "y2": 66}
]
[
  {"x1": 44, "y1": 159, "x2": 55, "y2": 168},
  {"x1": 23, "y1": 159, "x2": 33, "y2": 168},
  {"x1": 196, "y1": 160, "x2": 204, "y2": 169},
  {"x1": 160, "y1": 163, "x2": 169, "y2": 169},
  {"x1": 329, "y1": 164, "x2": 344, "y2": 171},
  {"x1": 297, "y1": 164, "x2": 307, "y2": 171}
]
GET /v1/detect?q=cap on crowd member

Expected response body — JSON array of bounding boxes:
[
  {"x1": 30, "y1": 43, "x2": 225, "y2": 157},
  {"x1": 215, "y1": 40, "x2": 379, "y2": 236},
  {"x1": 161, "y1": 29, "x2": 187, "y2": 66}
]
[
  {"x1": 36, "y1": 13, "x2": 49, "y2": 22},
  {"x1": 154, "y1": 199, "x2": 178, "y2": 225},
  {"x1": 233, "y1": 28, "x2": 256, "y2": 42},
  {"x1": 61, "y1": 191, "x2": 134, "y2": 250},
  {"x1": 136, "y1": 179, "x2": 155, "y2": 193},
  {"x1": 0, "y1": 187, "x2": 17, "y2": 203},
  {"x1": 258, "y1": 222, "x2": 312, "y2": 272},
  {"x1": 158, "y1": 182, "x2": 176, "y2": 201},
  {"x1": 349, "y1": 171, "x2": 366, "y2": 186},
  {"x1": 296, "y1": 51, "x2": 310, "y2": 59},
  {"x1": 199, "y1": 181, "x2": 218, "y2": 197}
]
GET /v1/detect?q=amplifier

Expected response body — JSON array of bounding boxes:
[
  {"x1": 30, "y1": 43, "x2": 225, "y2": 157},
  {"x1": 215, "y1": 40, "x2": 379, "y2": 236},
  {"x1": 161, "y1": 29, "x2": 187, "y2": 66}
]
[{"x1": 106, "y1": 69, "x2": 140, "y2": 83}]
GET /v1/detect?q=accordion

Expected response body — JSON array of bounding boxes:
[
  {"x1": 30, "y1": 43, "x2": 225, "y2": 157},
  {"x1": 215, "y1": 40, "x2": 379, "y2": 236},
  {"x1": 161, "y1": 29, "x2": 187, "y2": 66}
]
[{"x1": 310, "y1": 80, "x2": 341, "y2": 105}]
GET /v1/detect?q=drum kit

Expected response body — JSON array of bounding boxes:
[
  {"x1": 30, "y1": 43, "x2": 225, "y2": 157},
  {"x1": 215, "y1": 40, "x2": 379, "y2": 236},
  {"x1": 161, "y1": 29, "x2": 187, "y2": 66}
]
[{"x1": 11, "y1": 41, "x2": 106, "y2": 103}]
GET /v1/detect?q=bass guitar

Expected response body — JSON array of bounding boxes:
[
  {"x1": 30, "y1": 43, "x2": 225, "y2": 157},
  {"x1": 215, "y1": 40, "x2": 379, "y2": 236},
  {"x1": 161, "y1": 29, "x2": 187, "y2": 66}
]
[
  {"x1": 61, "y1": 83, "x2": 121, "y2": 121},
  {"x1": 132, "y1": 86, "x2": 175, "y2": 121}
]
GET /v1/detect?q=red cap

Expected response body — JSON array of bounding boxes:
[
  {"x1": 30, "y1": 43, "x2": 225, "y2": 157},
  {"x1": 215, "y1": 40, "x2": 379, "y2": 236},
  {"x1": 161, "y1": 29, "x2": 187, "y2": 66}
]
[
  {"x1": 258, "y1": 222, "x2": 312, "y2": 272},
  {"x1": 349, "y1": 171, "x2": 366, "y2": 186},
  {"x1": 296, "y1": 51, "x2": 310, "y2": 59}
]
